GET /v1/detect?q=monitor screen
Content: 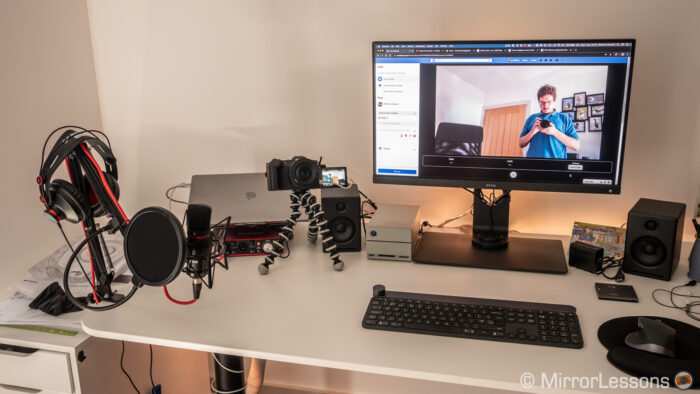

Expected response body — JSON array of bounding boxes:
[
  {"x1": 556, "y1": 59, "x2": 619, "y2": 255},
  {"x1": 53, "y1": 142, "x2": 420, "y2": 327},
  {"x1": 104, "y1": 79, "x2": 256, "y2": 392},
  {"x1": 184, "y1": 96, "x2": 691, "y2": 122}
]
[{"x1": 373, "y1": 39, "x2": 635, "y2": 194}]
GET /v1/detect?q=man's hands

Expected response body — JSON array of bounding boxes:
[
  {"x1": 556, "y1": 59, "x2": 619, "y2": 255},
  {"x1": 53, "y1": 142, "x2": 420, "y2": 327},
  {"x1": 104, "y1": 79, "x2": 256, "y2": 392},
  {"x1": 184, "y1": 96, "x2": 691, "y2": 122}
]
[
  {"x1": 521, "y1": 116, "x2": 580, "y2": 152},
  {"x1": 532, "y1": 118, "x2": 557, "y2": 135},
  {"x1": 539, "y1": 120, "x2": 557, "y2": 135}
]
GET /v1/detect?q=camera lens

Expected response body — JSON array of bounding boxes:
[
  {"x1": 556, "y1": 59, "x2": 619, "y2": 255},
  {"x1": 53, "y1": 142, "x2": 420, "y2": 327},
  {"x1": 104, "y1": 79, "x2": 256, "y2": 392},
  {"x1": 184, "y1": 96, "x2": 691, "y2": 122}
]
[{"x1": 289, "y1": 157, "x2": 320, "y2": 189}]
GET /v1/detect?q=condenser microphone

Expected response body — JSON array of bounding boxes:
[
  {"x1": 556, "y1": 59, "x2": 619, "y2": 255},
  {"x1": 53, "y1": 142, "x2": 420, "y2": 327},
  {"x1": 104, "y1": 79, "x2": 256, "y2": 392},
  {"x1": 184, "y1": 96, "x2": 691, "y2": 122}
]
[{"x1": 186, "y1": 203, "x2": 212, "y2": 299}]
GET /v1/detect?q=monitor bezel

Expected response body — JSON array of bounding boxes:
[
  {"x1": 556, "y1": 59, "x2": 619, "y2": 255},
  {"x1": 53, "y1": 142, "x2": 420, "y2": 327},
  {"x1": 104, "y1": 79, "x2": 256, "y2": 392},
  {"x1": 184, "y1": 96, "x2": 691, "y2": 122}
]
[{"x1": 372, "y1": 38, "x2": 636, "y2": 194}]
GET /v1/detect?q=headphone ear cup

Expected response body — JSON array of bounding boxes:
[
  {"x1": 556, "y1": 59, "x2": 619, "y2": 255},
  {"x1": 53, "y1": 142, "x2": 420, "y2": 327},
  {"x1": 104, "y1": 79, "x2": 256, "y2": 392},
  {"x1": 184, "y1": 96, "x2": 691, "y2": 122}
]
[
  {"x1": 51, "y1": 179, "x2": 91, "y2": 223},
  {"x1": 90, "y1": 172, "x2": 120, "y2": 217}
]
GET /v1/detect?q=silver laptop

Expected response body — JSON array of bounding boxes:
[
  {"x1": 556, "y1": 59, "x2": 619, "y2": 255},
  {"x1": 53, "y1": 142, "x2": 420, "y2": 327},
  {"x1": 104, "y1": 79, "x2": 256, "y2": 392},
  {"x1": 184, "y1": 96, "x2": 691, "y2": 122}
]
[{"x1": 188, "y1": 173, "x2": 292, "y2": 224}]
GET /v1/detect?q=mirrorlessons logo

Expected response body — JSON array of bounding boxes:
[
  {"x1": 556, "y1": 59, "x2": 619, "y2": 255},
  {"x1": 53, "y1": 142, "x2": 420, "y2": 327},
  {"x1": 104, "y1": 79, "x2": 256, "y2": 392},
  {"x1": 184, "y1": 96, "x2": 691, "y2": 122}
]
[
  {"x1": 675, "y1": 371, "x2": 693, "y2": 390},
  {"x1": 520, "y1": 372, "x2": 672, "y2": 390}
]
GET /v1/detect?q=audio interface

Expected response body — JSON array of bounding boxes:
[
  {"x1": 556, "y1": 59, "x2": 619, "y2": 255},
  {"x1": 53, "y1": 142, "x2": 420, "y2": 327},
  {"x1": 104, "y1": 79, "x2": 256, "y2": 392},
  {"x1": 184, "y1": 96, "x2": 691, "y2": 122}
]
[{"x1": 215, "y1": 223, "x2": 284, "y2": 257}]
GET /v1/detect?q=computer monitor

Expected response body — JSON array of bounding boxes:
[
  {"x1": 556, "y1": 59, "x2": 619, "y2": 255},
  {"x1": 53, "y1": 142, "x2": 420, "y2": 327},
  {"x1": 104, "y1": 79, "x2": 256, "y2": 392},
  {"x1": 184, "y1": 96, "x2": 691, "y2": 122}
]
[{"x1": 372, "y1": 39, "x2": 636, "y2": 272}]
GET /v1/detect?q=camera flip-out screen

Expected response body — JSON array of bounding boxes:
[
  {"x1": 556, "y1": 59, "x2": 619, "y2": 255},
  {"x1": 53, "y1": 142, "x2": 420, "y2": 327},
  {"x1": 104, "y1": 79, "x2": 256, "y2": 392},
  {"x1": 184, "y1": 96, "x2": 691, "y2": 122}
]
[{"x1": 320, "y1": 167, "x2": 348, "y2": 188}]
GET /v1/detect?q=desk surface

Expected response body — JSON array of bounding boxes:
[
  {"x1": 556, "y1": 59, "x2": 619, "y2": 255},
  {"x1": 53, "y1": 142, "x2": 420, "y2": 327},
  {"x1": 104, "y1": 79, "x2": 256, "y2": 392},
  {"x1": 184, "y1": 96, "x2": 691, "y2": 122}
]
[{"x1": 83, "y1": 226, "x2": 698, "y2": 393}]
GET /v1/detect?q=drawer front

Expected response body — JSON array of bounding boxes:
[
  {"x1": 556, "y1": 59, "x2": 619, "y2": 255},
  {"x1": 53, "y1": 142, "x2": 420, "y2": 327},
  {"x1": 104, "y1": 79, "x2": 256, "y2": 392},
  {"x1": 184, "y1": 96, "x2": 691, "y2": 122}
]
[
  {"x1": 0, "y1": 384, "x2": 65, "y2": 393},
  {"x1": 0, "y1": 349, "x2": 72, "y2": 393}
]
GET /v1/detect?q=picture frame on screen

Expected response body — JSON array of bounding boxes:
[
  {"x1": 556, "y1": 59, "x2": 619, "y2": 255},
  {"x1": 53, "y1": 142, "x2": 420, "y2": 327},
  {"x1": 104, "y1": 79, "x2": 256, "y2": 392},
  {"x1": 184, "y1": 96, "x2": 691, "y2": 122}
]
[
  {"x1": 591, "y1": 105, "x2": 605, "y2": 116},
  {"x1": 576, "y1": 106, "x2": 588, "y2": 121},
  {"x1": 589, "y1": 116, "x2": 603, "y2": 131},
  {"x1": 562, "y1": 97, "x2": 574, "y2": 111},
  {"x1": 574, "y1": 92, "x2": 587, "y2": 106},
  {"x1": 587, "y1": 93, "x2": 605, "y2": 105}
]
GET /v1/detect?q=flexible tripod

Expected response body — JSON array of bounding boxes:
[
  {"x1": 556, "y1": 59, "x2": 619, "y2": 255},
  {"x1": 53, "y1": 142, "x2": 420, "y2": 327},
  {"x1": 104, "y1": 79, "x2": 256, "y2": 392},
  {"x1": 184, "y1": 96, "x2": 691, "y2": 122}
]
[{"x1": 258, "y1": 189, "x2": 343, "y2": 274}]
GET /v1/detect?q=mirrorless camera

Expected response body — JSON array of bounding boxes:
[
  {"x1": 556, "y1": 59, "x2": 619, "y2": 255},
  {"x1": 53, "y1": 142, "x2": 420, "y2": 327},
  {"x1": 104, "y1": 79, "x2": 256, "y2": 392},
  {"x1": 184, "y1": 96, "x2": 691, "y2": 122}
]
[{"x1": 266, "y1": 156, "x2": 321, "y2": 191}]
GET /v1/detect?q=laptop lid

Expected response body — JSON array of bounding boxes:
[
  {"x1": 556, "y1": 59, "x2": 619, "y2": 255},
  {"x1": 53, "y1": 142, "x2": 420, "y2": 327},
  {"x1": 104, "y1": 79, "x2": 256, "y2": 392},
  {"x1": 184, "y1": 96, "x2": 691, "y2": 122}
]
[{"x1": 188, "y1": 173, "x2": 291, "y2": 224}]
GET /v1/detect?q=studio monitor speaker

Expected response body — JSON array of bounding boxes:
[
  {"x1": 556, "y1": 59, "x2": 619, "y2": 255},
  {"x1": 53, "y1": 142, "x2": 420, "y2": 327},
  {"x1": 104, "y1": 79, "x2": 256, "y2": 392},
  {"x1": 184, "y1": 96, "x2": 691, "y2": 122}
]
[
  {"x1": 321, "y1": 185, "x2": 361, "y2": 252},
  {"x1": 622, "y1": 198, "x2": 685, "y2": 281}
]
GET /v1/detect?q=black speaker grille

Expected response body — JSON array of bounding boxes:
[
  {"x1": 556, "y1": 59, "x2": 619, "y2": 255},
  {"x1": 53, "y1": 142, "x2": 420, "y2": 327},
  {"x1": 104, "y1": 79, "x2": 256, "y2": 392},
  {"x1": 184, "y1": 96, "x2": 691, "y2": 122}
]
[
  {"x1": 124, "y1": 207, "x2": 186, "y2": 286},
  {"x1": 630, "y1": 236, "x2": 667, "y2": 267},
  {"x1": 329, "y1": 217, "x2": 356, "y2": 243}
]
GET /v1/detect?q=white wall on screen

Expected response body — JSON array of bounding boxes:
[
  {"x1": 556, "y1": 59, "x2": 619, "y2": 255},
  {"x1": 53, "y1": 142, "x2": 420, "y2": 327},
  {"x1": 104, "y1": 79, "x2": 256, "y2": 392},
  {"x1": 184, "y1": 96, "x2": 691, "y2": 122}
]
[{"x1": 435, "y1": 68, "x2": 484, "y2": 130}]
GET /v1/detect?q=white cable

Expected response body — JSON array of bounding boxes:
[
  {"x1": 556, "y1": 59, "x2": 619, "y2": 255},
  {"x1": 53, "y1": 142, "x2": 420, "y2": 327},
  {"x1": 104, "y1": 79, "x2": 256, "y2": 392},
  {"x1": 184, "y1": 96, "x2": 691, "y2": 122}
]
[
  {"x1": 210, "y1": 379, "x2": 246, "y2": 394},
  {"x1": 165, "y1": 182, "x2": 191, "y2": 212},
  {"x1": 436, "y1": 206, "x2": 474, "y2": 228},
  {"x1": 212, "y1": 354, "x2": 245, "y2": 374}
]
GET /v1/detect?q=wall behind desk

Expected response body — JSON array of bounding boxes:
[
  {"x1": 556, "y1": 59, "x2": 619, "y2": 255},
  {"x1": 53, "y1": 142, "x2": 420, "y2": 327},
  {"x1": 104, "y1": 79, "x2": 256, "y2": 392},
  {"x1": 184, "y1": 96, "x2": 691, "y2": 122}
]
[
  {"x1": 1, "y1": 0, "x2": 103, "y2": 282},
  {"x1": 87, "y1": 0, "x2": 700, "y2": 240}
]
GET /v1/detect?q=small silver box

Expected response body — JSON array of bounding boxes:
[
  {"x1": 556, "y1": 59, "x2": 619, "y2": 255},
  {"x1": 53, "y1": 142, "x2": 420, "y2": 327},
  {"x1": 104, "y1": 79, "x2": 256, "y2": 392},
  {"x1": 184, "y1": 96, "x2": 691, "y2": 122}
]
[{"x1": 366, "y1": 204, "x2": 420, "y2": 261}]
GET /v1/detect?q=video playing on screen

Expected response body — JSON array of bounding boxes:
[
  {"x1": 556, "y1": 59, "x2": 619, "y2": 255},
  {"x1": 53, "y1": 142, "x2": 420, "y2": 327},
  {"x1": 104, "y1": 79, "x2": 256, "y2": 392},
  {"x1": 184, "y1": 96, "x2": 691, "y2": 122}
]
[
  {"x1": 435, "y1": 65, "x2": 607, "y2": 160},
  {"x1": 321, "y1": 167, "x2": 348, "y2": 187},
  {"x1": 373, "y1": 40, "x2": 635, "y2": 193}
]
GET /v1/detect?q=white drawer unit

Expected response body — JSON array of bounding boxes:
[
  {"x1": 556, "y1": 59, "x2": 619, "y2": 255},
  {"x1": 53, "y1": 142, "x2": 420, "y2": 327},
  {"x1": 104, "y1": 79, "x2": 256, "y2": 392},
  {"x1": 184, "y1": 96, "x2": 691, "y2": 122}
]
[
  {"x1": 0, "y1": 326, "x2": 98, "y2": 394},
  {"x1": 0, "y1": 347, "x2": 73, "y2": 393}
]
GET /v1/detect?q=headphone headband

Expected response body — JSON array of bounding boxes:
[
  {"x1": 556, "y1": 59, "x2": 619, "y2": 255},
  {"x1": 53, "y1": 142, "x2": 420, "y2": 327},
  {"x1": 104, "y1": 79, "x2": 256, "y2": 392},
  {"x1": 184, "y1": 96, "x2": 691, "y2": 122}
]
[{"x1": 39, "y1": 131, "x2": 117, "y2": 206}]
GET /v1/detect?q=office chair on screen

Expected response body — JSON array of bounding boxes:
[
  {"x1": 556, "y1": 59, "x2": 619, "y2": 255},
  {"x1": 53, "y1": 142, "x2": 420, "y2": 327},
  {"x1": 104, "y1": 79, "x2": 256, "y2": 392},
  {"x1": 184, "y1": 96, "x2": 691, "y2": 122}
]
[{"x1": 434, "y1": 122, "x2": 483, "y2": 156}]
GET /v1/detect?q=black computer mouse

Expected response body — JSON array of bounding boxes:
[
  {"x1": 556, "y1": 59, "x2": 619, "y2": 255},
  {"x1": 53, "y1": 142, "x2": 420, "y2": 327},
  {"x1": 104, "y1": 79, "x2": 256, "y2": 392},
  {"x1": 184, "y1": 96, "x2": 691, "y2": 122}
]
[{"x1": 624, "y1": 317, "x2": 676, "y2": 357}]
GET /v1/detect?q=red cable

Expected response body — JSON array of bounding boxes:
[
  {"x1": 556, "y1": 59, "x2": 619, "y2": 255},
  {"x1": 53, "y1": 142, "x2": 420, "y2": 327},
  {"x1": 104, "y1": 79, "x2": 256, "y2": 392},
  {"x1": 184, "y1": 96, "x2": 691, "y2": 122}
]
[
  {"x1": 79, "y1": 143, "x2": 129, "y2": 223},
  {"x1": 64, "y1": 159, "x2": 99, "y2": 303},
  {"x1": 163, "y1": 286, "x2": 197, "y2": 305}
]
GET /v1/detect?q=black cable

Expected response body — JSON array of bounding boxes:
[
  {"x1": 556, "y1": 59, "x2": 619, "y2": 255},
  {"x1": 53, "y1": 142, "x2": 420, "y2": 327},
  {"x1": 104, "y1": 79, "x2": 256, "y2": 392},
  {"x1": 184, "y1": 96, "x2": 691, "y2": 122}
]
[
  {"x1": 358, "y1": 189, "x2": 377, "y2": 210},
  {"x1": 120, "y1": 341, "x2": 141, "y2": 394},
  {"x1": 596, "y1": 256, "x2": 623, "y2": 281},
  {"x1": 62, "y1": 227, "x2": 139, "y2": 311},
  {"x1": 149, "y1": 344, "x2": 155, "y2": 390},
  {"x1": 652, "y1": 281, "x2": 700, "y2": 322},
  {"x1": 56, "y1": 222, "x2": 98, "y2": 294}
]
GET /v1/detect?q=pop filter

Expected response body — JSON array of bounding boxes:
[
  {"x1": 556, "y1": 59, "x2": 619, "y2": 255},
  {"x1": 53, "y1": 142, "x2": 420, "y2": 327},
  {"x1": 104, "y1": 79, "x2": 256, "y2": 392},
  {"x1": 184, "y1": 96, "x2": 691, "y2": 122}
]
[{"x1": 124, "y1": 207, "x2": 186, "y2": 286}]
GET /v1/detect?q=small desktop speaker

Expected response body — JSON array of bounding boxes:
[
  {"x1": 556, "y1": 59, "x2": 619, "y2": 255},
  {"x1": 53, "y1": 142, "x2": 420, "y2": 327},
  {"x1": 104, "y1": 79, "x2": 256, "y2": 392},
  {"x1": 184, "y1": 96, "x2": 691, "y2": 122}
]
[
  {"x1": 622, "y1": 198, "x2": 686, "y2": 281},
  {"x1": 321, "y1": 185, "x2": 361, "y2": 252}
]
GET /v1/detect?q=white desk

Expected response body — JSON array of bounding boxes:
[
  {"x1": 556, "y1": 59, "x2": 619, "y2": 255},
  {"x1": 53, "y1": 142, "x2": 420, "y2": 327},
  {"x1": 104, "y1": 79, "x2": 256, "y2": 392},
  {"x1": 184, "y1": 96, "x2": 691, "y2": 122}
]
[{"x1": 83, "y1": 225, "x2": 698, "y2": 393}]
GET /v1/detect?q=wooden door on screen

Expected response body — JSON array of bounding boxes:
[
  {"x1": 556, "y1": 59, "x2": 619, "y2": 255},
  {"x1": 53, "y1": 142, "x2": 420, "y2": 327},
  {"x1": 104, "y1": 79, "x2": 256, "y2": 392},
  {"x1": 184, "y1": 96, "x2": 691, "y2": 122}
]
[{"x1": 482, "y1": 104, "x2": 527, "y2": 157}]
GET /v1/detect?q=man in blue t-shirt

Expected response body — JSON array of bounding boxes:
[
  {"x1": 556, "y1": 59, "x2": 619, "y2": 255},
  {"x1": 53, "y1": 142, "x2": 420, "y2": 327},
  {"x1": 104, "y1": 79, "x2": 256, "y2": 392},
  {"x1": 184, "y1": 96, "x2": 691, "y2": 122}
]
[{"x1": 519, "y1": 84, "x2": 580, "y2": 158}]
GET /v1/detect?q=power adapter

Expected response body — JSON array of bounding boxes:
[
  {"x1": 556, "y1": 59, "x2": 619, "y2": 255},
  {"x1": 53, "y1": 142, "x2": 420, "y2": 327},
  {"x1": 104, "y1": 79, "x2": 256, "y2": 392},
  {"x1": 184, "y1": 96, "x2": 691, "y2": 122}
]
[{"x1": 569, "y1": 241, "x2": 604, "y2": 273}]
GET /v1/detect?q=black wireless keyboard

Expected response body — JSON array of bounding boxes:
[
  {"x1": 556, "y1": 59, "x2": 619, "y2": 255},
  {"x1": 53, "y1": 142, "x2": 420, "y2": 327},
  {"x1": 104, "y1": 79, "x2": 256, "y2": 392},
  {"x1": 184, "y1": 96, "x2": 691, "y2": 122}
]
[{"x1": 362, "y1": 285, "x2": 583, "y2": 349}]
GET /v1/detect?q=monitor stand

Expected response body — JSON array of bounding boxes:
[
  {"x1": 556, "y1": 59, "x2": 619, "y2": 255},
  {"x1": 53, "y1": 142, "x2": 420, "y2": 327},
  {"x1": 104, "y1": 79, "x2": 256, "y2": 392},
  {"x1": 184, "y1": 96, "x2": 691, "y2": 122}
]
[{"x1": 412, "y1": 189, "x2": 568, "y2": 274}]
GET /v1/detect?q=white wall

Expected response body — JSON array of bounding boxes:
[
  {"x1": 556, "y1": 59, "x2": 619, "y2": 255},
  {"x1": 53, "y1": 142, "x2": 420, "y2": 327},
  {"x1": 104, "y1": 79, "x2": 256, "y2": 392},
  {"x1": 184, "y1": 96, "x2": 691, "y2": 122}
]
[
  {"x1": 0, "y1": 0, "x2": 103, "y2": 292},
  {"x1": 435, "y1": 68, "x2": 485, "y2": 129},
  {"x1": 85, "y1": 0, "x2": 700, "y2": 241}
]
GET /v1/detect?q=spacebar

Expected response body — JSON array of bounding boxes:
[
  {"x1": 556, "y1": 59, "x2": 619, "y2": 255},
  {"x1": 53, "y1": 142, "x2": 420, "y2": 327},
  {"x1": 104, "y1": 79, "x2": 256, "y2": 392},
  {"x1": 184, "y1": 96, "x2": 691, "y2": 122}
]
[{"x1": 404, "y1": 323, "x2": 462, "y2": 334}]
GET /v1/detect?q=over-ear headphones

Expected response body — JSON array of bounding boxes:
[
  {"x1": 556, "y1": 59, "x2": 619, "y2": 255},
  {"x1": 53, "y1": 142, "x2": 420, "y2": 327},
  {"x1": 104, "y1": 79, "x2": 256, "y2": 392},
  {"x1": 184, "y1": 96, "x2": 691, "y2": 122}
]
[
  {"x1": 37, "y1": 127, "x2": 124, "y2": 224},
  {"x1": 37, "y1": 126, "x2": 229, "y2": 312}
]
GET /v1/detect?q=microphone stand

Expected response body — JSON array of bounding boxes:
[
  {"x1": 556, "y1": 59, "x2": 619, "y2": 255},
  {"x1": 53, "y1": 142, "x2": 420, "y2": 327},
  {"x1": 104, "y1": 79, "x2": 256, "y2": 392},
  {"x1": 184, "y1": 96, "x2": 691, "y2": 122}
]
[{"x1": 66, "y1": 154, "x2": 120, "y2": 303}]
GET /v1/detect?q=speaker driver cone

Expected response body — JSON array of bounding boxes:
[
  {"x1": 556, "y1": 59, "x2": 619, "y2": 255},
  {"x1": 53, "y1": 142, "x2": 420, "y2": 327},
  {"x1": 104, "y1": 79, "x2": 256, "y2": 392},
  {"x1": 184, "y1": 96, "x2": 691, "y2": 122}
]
[
  {"x1": 630, "y1": 236, "x2": 667, "y2": 267},
  {"x1": 329, "y1": 217, "x2": 355, "y2": 243}
]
